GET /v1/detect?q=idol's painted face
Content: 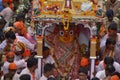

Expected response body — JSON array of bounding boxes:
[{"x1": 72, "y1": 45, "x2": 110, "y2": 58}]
[{"x1": 59, "y1": 29, "x2": 75, "y2": 43}]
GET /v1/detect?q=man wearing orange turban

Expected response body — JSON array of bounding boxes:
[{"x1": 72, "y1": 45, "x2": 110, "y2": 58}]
[
  {"x1": 1, "y1": 62, "x2": 19, "y2": 80},
  {"x1": 14, "y1": 21, "x2": 36, "y2": 44},
  {"x1": 2, "y1": 51, "x2": 14, "y2": 74},
  {"x1": 6, "y1": 51, "x2": 14, "y2": 62},
  {"x1": 8, "y1": 63, "x2": 17, "y2": 77},
  {"x1": 3, "y1": 51, "x2": 27, "y2": 75},
  {"x1": 14, "y1": 21, "x2": 27, "y2": 38}
]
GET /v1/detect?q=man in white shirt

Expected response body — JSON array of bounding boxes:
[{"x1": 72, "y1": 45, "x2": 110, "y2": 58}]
[
  {"x1": 0, "y1": 7, "x2": 13, "y2": 23},
  {"x1": 40, "y1": 63, "x2": 55, "y2": 80},
  {"x1": 0, "y1": 30, "x2": 36, "y2": 51},
  {"x1": 96, "y1": 69, "x2": 106, "y2": 79},
  {"x1": 1, "y1": 63, "x2": 19, "y2": 80},
  {"x1": 3, "y1": 51, "x2": 14, "y2": 74},
  {"x1": 104, "y1": 9, "x2": 120, "y2": 32},
  {"x1": 96, "y1": 57, "x2": 120, "y2": 73},
  {"x1": 42, "y1": 46, "x2": 55, "y2": 73},
  {"x1": 100, "y1": 22, "x2": 120, "y2": 64},
  {"x1": 96, "y1": 64, "x2": 115, "y2": 80},
  {"x1": 3, "y1": 51, "x2": 27, "y2": 74},
  {"x1": 78, "y1": 67, "x2": 89, "y2": 80},
  {"x1": 42, "y1": 46, "x2": 55, "y2": 65},
  {"x1": 20, "y1": 57, "x2": 38, "y2": 80},
  {"x1": 0, "y1": 0, "x2": 14, "y2": 29}
]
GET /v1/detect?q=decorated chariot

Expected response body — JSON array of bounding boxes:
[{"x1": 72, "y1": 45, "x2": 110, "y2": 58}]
[{"x1": 32, "y1": 0, "x2": 105, "y2": 80}]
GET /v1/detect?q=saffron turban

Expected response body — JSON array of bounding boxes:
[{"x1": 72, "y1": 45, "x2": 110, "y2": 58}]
[
  {"x1": 80, "y1": 57, "x2": 89, "y2": 67},
  {"x1": 9, "y1": 62, "x2": 17, "y2": 70},
  {"x1": 14, "y1": 21, "x2": 27, "y2": 37},
  {"x1": 110, "y1": 75, "x2": 119, "y2": 80}
]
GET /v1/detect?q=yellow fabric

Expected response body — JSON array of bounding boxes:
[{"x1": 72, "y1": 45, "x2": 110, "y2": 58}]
[{"x1": 14, "y1": 41, "x2": 25, "y2": 52}]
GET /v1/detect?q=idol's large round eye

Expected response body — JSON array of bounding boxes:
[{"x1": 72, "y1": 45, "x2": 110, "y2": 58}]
[
  {"x1": 69, "y1": 30, "x2": 73, "y2": 35},
  {"x1": 59, "y1": 31, "x2": 64, "y2": 36}
]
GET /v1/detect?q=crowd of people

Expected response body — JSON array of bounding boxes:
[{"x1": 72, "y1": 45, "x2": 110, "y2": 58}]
[{"x1": 0, "y1": 0, "x2": 120, "y2": 80}]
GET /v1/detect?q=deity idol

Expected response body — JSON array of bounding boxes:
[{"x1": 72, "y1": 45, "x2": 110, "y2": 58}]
[{"x1": 45, "y1": 22, "x2": 81, "y2": 80}]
